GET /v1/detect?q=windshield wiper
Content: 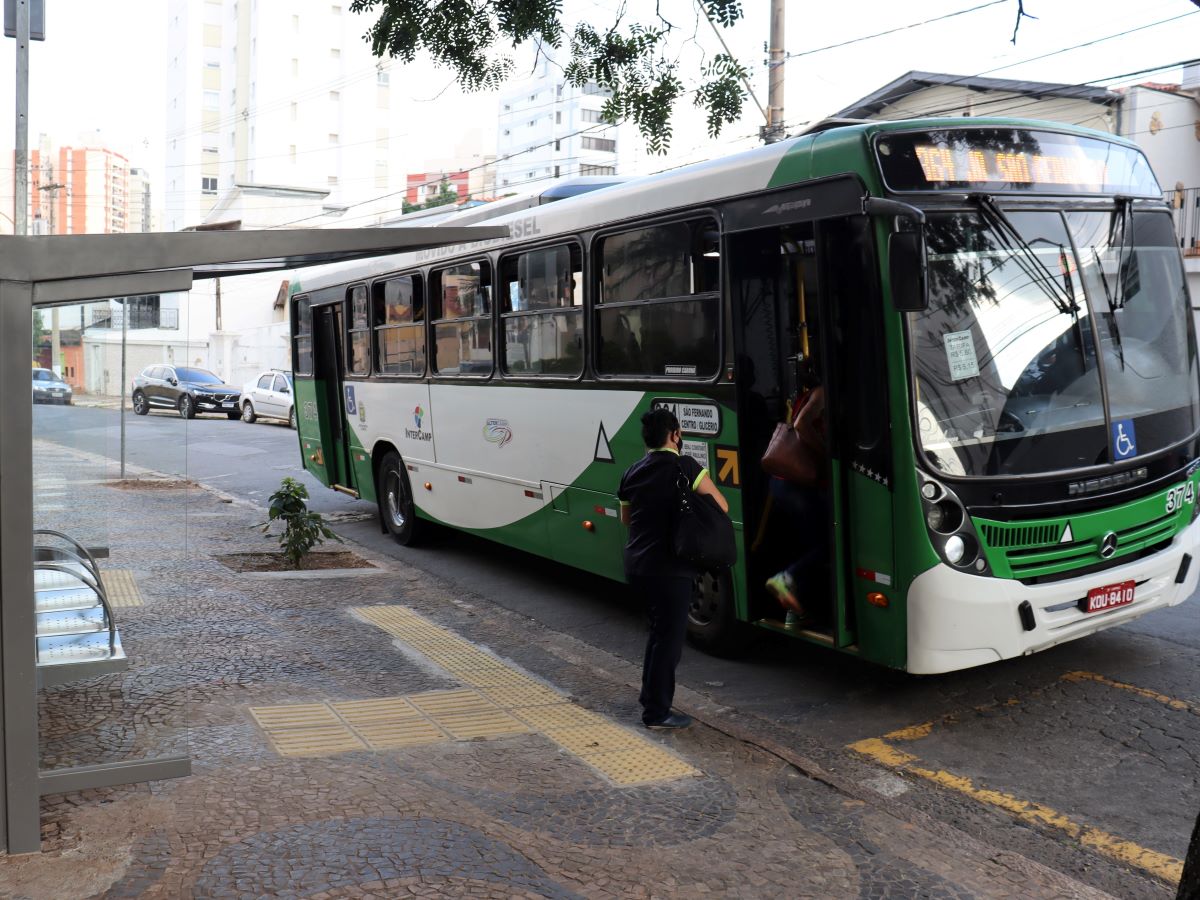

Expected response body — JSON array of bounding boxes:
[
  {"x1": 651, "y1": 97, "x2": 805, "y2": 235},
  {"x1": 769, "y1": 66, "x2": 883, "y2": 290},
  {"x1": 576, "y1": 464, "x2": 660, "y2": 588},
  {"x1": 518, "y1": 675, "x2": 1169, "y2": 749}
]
[
  {"x1": 969, "y1": 194, "x2": 1078, "y2": 317},
  {"x1": 1112, "y1": 196, "x2": 1133, "y2": 312},
  {"x1": 1091, "y1": 247, "x2": 1126, "y2": 371}
]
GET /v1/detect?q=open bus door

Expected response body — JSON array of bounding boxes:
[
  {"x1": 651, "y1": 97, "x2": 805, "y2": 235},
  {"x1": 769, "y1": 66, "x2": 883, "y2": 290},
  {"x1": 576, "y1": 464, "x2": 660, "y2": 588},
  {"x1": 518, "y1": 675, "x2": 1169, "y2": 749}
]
[
  {"x1": 730, "y1": 213, "x2": 895, "y2": 657},
  {"x1": 304, "y1": 302, "x2": 357, "y2": 494}
]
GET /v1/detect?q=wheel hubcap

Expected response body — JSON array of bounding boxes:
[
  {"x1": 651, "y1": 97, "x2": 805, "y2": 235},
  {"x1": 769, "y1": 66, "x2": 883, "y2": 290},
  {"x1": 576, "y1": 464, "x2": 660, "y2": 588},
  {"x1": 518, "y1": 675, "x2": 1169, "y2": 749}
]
[
  {"x1": 689, "y1": 573, "x2": 721, "y2": 626},
  {"x1": 384, "y1": 471, "x2": 406, "y2": 528}
]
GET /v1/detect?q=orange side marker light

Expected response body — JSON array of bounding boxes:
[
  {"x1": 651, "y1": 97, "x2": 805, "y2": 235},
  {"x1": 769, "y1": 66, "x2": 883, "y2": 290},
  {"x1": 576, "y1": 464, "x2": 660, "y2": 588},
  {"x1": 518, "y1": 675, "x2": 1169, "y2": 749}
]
[{"x1": 867, "y1": 592, "x2": 889, "y2": 608}]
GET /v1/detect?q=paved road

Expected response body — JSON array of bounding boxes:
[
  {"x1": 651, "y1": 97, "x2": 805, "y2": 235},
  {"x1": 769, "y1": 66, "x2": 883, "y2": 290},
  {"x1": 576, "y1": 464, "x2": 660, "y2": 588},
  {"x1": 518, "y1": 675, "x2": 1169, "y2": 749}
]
[{"x1": 34, "y1": 403, "x2": 1200, "y2": 896}]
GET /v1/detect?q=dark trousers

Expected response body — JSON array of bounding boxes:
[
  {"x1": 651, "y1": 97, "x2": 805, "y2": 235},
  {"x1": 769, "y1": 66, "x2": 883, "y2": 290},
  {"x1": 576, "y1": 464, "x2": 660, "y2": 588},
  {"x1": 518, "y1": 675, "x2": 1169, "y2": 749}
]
[{"x1": 630, "y1": 573, "x2": 693, "y2": 724}]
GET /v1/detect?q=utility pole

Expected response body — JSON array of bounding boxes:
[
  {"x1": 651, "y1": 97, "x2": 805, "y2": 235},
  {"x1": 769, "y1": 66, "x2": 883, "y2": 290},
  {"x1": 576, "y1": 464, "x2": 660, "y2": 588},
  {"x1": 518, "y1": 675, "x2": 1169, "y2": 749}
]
[
  {"x1": 13, "y1": 0, "x2": 29, "y2": 233},
  {"x1": 762, "y1": 0, "x2": 786, "y2": 144}
]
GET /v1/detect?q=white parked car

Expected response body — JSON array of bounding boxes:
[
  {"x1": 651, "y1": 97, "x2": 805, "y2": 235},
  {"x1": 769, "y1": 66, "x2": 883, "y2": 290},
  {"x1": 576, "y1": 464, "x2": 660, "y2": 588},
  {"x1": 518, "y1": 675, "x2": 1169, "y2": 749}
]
[{"x1": 240, "y1": 370, "x2": 296, "y2": 428}]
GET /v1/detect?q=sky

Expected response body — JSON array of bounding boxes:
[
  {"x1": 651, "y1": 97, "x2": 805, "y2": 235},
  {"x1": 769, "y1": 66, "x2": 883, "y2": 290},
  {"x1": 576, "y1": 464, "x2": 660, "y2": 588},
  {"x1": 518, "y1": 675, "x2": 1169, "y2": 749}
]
[{"x1": 1, "y1": 0, "x2": 1197, "y2": 220}]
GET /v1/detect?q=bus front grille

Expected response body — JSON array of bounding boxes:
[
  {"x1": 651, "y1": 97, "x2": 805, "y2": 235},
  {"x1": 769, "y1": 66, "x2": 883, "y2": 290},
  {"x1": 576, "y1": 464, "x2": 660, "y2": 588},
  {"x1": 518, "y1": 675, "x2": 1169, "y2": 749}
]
[{"x1": 999, "y1": 511, "x2": 1177, "y2": 579}]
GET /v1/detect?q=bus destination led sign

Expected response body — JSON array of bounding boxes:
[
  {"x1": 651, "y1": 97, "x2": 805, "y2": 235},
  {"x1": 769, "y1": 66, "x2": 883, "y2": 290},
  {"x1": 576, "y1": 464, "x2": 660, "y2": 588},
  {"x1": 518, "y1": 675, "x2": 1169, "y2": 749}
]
[
  {"x1": 875, "y1": 128, "x2": 1162, "y2": 197},
  {"x1": 913, "y1": 144, "x2": 1108, "y2": 187}
]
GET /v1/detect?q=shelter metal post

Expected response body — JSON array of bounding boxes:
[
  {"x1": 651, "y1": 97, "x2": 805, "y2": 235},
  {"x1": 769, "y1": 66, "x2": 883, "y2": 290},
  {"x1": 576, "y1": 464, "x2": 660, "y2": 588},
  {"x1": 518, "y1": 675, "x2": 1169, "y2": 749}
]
[{"x1": 0, "y1": 277, "x2": 41, "y2": 853}]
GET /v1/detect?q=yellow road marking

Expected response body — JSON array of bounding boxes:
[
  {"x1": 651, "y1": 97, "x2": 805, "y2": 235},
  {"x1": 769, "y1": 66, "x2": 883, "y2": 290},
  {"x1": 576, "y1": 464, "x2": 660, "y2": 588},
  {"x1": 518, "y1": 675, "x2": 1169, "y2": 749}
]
[
  {"x1": 1062, "y1": 670, "x2": 1197, "y2": 712},
  {"x1": 849, "y1": 671, "x2": 1193, "y2": 884},
  {"x1": 884, "y1": 721, "x2": 933, "y2": 742}
]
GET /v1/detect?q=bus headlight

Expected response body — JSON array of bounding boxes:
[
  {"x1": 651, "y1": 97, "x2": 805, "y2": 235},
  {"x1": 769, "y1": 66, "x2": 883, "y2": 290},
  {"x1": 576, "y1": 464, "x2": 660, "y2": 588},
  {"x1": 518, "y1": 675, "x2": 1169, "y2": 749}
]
[
  {"x1": 919, "y1": 476, "x2": 989, "y2": 575},
  {"x1": 926, "y1": 500, "x2": 964, "y2": 535},
  {"x1": 944, "y1": 535, "x2": 966, "y2": 564}
]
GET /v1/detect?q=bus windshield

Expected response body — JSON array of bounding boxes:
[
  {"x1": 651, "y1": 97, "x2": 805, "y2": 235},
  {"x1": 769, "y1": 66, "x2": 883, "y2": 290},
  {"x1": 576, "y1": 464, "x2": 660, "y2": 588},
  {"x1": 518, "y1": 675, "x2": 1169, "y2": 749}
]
[{"x1": 911, "y1": 208, "x2": 1200, "y2": 477}]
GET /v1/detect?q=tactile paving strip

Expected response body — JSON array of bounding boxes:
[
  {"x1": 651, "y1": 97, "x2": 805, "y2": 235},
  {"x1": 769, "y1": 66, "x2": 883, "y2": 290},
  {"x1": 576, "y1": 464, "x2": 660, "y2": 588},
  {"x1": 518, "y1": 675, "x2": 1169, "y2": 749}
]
[
  {"x1": 343, "y1": 605, "x2": 701, "y2": 785},
  {"x1": 478, "y1": 682, "x2": 566, "y2": 709},
  {"x1": 249, "y1": 704, "x2": 368, "y2": 758},
  {"x1": 101, "y1": 569, "x2": 143, "y2": 607},
  {"x1": 580, "y1": 748, "x2": 700, "y2": 784}
]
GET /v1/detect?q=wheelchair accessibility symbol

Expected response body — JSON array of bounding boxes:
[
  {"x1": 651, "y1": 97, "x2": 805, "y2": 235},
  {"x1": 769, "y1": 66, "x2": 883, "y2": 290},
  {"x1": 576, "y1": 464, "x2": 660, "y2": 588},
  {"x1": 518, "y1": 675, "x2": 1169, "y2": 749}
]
[
  {"x1": 1112, "y1": 418, "x2": 1137, "y2": 460},
  {"x1": 344, "y1": 385, "x2": 357, "y2": 416}
]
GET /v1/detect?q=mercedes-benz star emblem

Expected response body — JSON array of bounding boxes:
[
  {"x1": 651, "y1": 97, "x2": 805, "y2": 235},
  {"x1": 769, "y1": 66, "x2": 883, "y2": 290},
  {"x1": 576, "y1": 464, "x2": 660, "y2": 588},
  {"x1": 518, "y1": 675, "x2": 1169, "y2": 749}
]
[{"x1": 1099, "y1": 531, "x2": 1119, "y2": 559}]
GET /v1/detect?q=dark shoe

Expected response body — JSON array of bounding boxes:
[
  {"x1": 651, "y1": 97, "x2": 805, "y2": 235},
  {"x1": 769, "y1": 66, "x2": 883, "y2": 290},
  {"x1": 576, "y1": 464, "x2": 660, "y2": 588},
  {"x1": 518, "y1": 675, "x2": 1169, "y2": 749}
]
[{"x1": 644, "y1": 712, "x2": 693, "y2": 729}]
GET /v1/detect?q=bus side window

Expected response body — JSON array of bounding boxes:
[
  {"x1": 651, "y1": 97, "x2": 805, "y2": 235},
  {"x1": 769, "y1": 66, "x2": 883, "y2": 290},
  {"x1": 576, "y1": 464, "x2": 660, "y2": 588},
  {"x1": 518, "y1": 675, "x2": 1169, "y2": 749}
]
[
  {"x1": 373, "y1": 274, "x2": 425, "y2": 377},
  {"x1": 432, "y1": 261, "x2": 493, "y2": 376},
  {"x1": 595, "y1": 218, "x2": 720, "y2": 378},
  {"x1": 346, "y1": 284, "x2": 370, "y2": 376},
  {"x1": 499, "y1": 245, "x2": 583, "y2": 376},
  {"x1": 293, "y1": 294, "x2": 313, "y2": 375}
]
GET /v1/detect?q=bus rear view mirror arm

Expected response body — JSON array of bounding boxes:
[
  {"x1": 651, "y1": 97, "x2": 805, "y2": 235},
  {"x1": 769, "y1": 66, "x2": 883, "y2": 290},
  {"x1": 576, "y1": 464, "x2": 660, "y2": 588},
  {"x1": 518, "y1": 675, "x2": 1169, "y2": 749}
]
[{"x1": 862, "y1": 196, "x2": 925, "y2": 225}]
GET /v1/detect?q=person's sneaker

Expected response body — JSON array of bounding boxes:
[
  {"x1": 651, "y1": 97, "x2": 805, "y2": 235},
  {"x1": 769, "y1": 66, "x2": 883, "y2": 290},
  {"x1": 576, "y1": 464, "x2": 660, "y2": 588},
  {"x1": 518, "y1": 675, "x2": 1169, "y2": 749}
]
[
  {"x1": 643, "y1": 712, "x2": 694, "y2": 729},
  {"x1": 766, "y1": 572, "x2": 805, "y2": 616}
]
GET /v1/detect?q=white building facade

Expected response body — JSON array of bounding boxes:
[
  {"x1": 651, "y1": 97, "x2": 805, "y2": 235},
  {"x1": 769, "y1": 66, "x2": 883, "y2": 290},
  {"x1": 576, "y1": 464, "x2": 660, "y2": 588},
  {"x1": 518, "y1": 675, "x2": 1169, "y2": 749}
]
[
  {"x1": 495, "y1": 55, "x2": 630, "y2": 195},
  {"x1": 165, "y1": 0, "x2": 408, "y2": 232}
]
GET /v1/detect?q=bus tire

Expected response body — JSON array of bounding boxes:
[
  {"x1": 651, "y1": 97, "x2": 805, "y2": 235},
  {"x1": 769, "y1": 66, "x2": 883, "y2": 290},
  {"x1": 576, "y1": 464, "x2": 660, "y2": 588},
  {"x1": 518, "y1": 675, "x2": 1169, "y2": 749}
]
[
  {"x1": 687, "y1": 569, "x2": 750, "y2": 657},
  {"x1": 377, "y1": 450, "x2": 423, "y2": 546}
]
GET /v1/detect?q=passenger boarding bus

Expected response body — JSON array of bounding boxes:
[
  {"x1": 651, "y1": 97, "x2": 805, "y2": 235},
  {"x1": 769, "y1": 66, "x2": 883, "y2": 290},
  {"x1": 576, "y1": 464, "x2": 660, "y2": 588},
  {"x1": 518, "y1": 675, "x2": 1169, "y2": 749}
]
[{"x1": 289, "y1": 118, "x2": 1200, "y2": 674}]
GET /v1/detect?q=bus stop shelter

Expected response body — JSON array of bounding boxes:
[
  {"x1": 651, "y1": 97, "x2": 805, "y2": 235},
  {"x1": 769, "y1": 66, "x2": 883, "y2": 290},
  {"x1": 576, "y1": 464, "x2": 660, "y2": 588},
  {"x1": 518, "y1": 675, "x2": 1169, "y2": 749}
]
[{"x1": 0, "y1": 225, "x2": 505, "y2": 853}]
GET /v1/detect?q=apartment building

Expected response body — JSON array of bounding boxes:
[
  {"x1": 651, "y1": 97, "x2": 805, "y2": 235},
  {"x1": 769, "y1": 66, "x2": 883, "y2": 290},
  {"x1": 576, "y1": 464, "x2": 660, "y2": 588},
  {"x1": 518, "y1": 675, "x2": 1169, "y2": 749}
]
[
  {"x1": 495, "y1": 53, "x2": 629, "y2": 195},
  {"x1": 164, "y1": 0, "x2": 408, "y2": 232},
  {"x1": 128, "y1": 168, "x2": 155, "y2": 232},
  {"x1": 28, "y1": 140, "x2": 132, "y2": 235}
]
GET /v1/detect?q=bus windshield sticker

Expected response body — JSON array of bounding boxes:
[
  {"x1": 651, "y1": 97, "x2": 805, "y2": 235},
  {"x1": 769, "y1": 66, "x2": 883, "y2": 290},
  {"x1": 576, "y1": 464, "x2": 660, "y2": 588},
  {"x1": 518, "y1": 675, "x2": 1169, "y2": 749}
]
[
  {"x1": 1111, "y1": 419, "x2": 1137, "y2": 461},
  {"x1": 651, "y1": 399, "x2": 721, "y2": 436},
  {"x1": 680, "y1": 440, "x2": 710, "y2": 472},
  {"x1": 943, "y1": 331, "x2": 979, "y2": 381},
  {"x1": 664, "y1": 364, "x2": 698, "y2": 376}
]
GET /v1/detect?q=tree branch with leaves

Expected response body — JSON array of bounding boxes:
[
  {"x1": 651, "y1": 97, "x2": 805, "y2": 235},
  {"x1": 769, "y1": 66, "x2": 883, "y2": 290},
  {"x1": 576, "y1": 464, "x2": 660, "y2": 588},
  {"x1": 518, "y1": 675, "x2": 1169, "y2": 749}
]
[{"x1": 348, "y1": 0, "x2": 749, "y2": 153}]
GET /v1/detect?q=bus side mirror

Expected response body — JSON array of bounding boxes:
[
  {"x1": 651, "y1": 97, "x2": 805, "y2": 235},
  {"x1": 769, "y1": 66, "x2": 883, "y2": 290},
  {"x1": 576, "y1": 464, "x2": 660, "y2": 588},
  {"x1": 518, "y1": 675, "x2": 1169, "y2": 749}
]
[{"x1": 889, "y1": 230, "x2": 928, "y2": 312}]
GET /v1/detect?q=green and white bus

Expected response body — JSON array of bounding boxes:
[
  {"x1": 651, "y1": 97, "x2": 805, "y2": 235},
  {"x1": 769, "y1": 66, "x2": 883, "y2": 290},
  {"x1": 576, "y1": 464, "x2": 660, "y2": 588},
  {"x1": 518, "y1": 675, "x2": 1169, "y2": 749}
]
[{"x1": 289, "y1": 118, "x2": 1200, "y2": 674}]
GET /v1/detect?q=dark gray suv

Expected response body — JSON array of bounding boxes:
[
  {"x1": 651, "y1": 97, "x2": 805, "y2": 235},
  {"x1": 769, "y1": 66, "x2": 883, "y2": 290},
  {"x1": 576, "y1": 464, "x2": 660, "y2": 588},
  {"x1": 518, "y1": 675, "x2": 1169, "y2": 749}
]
[{"x1": 131, "y1": 365, "x2": 241, "y2": 419}]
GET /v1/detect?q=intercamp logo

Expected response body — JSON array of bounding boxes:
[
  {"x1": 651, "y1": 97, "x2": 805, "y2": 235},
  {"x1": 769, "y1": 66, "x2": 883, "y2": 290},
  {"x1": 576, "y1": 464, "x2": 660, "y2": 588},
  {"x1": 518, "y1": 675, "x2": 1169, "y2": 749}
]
[{"x1": 483, "y1": 418, "x2": 513, "y2": 448}]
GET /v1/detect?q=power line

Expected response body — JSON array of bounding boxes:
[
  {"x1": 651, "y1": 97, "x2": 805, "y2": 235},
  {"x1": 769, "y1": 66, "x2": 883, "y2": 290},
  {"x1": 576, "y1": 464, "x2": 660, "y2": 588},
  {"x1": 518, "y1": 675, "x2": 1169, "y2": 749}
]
[
  {"x1": 785, "y1": 1, "x2": 1008, "y2": 60},
  {"x1": 844, "y1": 9, "x2": 1198, "y2": 120}
]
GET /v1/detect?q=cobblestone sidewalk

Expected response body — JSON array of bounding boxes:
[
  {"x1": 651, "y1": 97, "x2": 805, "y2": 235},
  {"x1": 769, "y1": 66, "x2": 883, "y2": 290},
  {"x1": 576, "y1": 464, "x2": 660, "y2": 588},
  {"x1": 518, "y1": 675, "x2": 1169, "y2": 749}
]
[{"x1": 0, "y1": 445, "x2": 1112, "y2": 899}]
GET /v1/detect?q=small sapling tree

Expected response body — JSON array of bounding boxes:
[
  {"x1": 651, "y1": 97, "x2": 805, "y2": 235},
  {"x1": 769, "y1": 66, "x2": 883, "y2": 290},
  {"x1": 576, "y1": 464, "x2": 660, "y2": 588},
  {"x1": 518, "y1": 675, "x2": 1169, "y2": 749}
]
[{"x1": 260, "y1": 477, "x2": 341, "y2": 568}]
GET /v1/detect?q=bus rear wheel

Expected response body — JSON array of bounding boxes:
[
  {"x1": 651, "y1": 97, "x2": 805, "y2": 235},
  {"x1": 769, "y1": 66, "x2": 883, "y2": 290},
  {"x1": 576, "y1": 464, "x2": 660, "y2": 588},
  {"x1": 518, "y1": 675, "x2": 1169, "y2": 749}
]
[
  {"x1": 687, "y1": 569, "x2": 750, "y2": 657},
  {"x1": 377, "y1": 450, "x2": 424, "y2": 546}
]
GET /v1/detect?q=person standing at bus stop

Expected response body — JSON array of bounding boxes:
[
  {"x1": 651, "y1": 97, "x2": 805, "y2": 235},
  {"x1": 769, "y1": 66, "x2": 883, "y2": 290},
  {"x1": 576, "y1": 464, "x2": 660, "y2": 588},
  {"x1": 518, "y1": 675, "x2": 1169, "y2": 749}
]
[{"x1": 619, "y1": 407, "x2": 729, "y2": 728}]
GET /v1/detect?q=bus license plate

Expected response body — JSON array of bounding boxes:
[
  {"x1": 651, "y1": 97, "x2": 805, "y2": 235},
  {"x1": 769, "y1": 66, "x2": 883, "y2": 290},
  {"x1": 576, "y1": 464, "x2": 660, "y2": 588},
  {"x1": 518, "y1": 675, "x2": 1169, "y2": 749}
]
[{"x1": 1085, "y1": 580, "x2": 1135, "y2": 613}]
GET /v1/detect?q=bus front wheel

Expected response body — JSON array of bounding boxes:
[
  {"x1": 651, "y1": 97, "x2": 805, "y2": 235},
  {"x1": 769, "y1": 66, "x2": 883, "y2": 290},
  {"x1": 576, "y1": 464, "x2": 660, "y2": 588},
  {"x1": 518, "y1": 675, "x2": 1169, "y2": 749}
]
[
  {"x1": 377, "y1": 450, "x2": 423, "y2": 546},
  {"x1": 687, "y1": 569, "x2": 750, "y2": 657}
]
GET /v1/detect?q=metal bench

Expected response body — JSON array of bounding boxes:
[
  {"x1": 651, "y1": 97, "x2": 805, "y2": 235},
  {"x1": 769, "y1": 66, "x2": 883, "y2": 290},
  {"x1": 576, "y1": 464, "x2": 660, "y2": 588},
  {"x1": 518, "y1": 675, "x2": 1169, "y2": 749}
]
[{"x1": 33, "y1": 530, "x2": 127, "y2": 688}]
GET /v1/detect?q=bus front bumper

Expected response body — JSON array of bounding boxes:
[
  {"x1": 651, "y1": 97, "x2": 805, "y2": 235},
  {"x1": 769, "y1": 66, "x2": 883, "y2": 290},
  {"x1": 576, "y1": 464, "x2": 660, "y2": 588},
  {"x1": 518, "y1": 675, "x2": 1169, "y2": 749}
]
[{"x1": 906, "y1": 517, "x2": 1200, "y2": 674}]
